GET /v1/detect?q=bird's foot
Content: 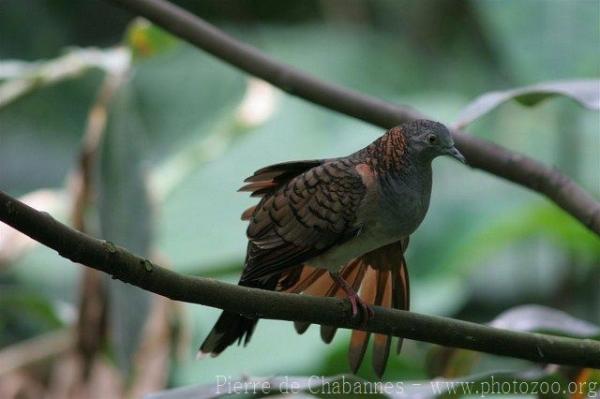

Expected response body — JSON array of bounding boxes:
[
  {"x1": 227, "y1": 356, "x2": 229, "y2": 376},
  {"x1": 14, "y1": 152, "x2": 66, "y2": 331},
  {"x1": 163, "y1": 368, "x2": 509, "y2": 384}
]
[
  {"x1": 330, "y1": 272, "x2": 374, "y2": 325},
  {"x1": 347, "y1": 291, "x2": 374, "y2": 325}
]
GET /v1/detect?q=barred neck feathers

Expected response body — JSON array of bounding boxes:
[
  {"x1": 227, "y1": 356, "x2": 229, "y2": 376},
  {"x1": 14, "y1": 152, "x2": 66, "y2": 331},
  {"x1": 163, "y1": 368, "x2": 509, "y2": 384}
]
[{"x1": 355, "y1": 126, "x2": 409, "y2": 174}]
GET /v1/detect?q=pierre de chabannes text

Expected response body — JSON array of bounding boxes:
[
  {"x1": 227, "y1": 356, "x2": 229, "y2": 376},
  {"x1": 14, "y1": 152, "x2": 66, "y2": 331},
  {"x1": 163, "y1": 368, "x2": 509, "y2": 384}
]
[{"x1": 215, "y1": 375, "x2": 598, "y2": 397}]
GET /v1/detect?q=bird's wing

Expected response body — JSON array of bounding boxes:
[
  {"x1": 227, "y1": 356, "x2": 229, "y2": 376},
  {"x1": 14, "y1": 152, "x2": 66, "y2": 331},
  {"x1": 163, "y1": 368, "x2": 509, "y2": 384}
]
[{"x1": 240, "y1": 159, "x2": 368, "y2": 282}]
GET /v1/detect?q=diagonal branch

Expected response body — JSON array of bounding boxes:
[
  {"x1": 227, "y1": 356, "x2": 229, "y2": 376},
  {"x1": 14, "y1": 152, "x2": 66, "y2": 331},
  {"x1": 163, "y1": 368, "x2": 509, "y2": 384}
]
[
  {"x1": 1, "y1": 190, "x2": 599, "y2": 368},
  {"x1": 107, "y1": 0, "x2": 600, "y2": 236}
]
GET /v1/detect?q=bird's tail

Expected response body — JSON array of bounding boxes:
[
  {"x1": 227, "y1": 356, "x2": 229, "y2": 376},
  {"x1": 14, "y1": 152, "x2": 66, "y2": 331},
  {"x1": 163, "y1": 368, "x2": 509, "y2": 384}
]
[
  {"x1": 198, "y1": 275, "x2": 279, "y2": 357},
  {"x1": 199, "y1": 239, "x2": 409, "y2": 378},
  {"x1": 286, "y1": 239, "x2": 410, "y2": 378}
]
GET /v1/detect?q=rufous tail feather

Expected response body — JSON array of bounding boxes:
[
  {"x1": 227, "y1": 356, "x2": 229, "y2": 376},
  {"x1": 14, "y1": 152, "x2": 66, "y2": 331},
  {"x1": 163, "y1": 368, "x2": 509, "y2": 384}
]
[{"x1": 285, "y1": 239, "x2": 410, "y2": 378}]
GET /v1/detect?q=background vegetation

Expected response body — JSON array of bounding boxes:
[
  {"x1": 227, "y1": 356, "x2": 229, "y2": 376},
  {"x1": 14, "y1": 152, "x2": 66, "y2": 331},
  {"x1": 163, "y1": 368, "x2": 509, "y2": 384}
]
[{"x1": 0, "y1": 1, "x2": 598, "y2": 397}]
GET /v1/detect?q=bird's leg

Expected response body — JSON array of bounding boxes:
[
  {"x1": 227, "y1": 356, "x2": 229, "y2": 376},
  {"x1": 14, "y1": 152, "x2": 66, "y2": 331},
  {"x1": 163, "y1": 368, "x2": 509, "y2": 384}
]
[{"x1": 329, "y1": 271, "x2": 374, "y2": 323}]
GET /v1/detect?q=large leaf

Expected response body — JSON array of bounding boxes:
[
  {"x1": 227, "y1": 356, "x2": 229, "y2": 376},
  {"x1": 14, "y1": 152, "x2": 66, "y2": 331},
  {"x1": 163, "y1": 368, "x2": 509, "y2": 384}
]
[
  {"x1": 453, "y1": 79, "x2": 600, "y2": 129},
  {"x1": 0, "y1": 68, "x2": 103, "y2": 193},
  {"x1": 489, "y1": 304, "x2": 600, "y2": 339},
  {"x1": 443, "y1": 202, "x2": 600, "y2": 281},
  {"x1": 427, "y1": 305, "x2": 600, "y2": 378},
  {"x1": 97, "y1": 78, "x2": 153, "y2": 374}
]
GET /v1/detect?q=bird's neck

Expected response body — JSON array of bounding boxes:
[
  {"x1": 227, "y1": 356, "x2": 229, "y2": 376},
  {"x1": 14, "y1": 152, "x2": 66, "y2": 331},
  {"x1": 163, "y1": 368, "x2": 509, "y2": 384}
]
[
  {"x1": 355, "y1": 131, "x2": 409, "y2": 174},
  {"x1": 351, "y1": 135, "x2": 433, "y2": 235},
  {"x1": 354, "y1": 132, "x2": 432, "y2": 179},
  {"x1": 371, "y1": 135, "x2": 433, "y2": 205}
]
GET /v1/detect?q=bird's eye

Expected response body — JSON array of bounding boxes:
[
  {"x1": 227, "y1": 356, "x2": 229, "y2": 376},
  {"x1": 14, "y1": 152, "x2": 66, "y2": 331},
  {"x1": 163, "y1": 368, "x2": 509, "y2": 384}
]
[{"x1": 427, "y1": 134, "x2": 437, "y2": 144}]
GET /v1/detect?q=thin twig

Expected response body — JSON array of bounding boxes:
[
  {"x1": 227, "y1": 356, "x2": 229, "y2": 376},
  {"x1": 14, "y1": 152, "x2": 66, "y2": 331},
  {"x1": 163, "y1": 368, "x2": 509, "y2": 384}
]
[
  {"x1": 106, "y1": 0, "x2": 600, "y2": 235},
  {"x1": 0, "y1": 48, "x2": 129, "y2": 108},
  {"x1": 0, "y1": 190, "x2": 598, "y2": 368}
]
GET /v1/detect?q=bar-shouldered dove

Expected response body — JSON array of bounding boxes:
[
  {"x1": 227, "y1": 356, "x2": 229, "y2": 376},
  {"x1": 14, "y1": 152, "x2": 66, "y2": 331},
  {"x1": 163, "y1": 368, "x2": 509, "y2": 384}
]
[{"x1": 200, "y1": 119, "x2": 465, "y2": 377}]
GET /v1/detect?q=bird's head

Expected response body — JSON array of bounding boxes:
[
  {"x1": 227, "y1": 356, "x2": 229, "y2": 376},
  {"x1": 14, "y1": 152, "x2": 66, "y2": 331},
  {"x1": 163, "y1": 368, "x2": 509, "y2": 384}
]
[{"x1": 404, "y1": 119, "x2": 466, "y2": 164}]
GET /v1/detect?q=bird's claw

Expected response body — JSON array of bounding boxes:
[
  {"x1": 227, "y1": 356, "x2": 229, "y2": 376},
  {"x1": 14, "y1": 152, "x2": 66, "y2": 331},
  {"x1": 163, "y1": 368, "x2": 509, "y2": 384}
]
[{"x1": 348, "y1": 292, "x2": 374, "y2": 326}]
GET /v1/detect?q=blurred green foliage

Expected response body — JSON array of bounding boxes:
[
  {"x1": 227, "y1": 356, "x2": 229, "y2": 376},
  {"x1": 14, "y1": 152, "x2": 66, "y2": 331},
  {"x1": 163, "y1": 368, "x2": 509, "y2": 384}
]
[{"x1": 0, "y1": 0, "x2": 598, "y2": 394}]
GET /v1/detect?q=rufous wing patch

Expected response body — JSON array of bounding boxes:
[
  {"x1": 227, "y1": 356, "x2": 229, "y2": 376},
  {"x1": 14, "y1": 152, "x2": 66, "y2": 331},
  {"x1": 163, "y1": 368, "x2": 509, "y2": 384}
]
[
  {"x1": 355, "y1": 163, "x2": 376, "y2": 188},
  {"x1": 241, "y1": 206, "x2": 256, "y2": 221}
]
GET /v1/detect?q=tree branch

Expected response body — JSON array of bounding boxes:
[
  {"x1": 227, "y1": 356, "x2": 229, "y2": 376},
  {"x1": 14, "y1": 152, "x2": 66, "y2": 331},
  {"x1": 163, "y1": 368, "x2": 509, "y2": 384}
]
[
  {"x1": 107, "y1": 0, "x2": 600, "y2": 236},
  {"x1": 1, "y1": 190, "x2": 599, "y2": 368}
]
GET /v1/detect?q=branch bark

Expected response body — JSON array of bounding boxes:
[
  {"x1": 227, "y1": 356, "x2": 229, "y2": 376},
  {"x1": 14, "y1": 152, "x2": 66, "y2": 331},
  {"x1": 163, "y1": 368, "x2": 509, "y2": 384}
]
[
  {"x1": 1, "y1": 190, "x2": 599, "y2": 368},
  {"x1": 107, "y1": 0, "x2": 600, "y2": 235}
]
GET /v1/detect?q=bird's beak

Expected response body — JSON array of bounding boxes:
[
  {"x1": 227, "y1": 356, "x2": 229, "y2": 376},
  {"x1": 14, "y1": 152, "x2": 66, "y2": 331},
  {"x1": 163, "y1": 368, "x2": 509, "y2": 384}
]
[{"x1": 444, "y1": 146, "x2": 466, "y2": 164}]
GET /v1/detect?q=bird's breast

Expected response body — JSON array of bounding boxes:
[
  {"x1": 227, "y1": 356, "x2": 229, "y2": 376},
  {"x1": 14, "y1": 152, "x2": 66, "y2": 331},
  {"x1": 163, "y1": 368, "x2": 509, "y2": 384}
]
[
  {"x1": 308, "y1": 165, "x2": 433, "y2": 272},
  {"x1": 375, "y1": 169, "x2": 432, "y2": 238}
]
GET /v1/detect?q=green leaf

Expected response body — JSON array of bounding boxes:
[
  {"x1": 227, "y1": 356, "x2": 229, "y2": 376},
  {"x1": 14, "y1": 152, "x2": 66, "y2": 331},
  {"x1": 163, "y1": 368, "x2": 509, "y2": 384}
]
[
  {"x1": 97, "y1": 79, "x2": 153, "y2": 375},
  {"x1": 0, "y1": 68, "x2": 104, "y2": 193},
  {"x1": 0, "y1": 288, "x2": 64, "y2": 329},
  {"x1": 454, "y1": 79, "x2": 600, "y2": 129},
  {"x1": 0, "y1": 287, "x2": 65, "y2": 347},
  {"x1": 444, "y1": 202, "x2": 600, "y2": 278}
]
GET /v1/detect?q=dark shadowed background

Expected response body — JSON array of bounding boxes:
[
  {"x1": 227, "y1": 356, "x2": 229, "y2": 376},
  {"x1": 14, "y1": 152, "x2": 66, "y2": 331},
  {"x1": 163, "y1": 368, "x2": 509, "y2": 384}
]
[{"x1": 0, "y1": 0, "x2": 598, "y2": 397}]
